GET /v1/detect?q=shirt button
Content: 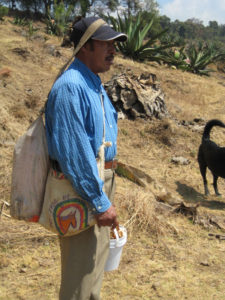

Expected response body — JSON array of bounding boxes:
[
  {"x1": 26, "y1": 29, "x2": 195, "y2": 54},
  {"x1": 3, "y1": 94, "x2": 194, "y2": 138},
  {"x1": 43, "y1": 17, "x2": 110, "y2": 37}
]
[{"x1": 98, "y1": 206, "x2": 102, "y2": 210}]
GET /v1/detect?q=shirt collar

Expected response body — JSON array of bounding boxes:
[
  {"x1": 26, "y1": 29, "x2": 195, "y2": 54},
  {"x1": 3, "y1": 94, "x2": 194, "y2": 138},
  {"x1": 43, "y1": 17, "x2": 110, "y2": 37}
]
[{"x1": 72, "y1": 58, "x2": 102, "y2": 92}]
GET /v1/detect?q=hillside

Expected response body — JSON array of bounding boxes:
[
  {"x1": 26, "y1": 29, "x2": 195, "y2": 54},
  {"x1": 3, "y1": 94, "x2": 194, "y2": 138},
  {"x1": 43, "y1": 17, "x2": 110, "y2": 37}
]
[{"x1": 1, "y1": 17, "x2": 225, "y2": 300}]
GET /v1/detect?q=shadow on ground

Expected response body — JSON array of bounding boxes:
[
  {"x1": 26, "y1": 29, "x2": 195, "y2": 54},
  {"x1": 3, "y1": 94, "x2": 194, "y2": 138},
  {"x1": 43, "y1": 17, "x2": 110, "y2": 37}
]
[{"x1": 176, "y1": 181, "x2": 225, "y2": 210}]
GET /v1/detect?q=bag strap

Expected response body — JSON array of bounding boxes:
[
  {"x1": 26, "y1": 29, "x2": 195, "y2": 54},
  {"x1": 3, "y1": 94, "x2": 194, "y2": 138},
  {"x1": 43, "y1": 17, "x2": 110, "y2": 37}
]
[
  {"x1": 40, "y1": 18, "x2": 106, "y2": 116},
  {"x1": 100, "y1": 92, "x2": 106, "y2": 146},
  {"x1": 98, "y1": 92, "x2": 112, "y2": 183},
  {"x1": 97, "y1": 92, "x2": 106, "y2": 184}
]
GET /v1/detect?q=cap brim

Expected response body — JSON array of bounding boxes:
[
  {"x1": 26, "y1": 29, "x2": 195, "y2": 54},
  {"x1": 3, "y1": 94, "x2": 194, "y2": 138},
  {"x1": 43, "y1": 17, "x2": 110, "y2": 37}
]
[{"x1": 91, "y1": 25, "x2": 127, "y2": 42}]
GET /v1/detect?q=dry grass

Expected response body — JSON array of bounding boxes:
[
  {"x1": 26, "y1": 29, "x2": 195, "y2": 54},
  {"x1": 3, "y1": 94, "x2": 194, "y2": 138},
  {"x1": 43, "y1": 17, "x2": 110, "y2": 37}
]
[
  {"x1": 114, "y1": 184, "x2": 177, "y2": 238},
  {"x1": 0, "y1": 218, "x2": 60, "y2": 300},
  {"x1": 1, "y1": 16, "x2": 225, "y2": 300}
]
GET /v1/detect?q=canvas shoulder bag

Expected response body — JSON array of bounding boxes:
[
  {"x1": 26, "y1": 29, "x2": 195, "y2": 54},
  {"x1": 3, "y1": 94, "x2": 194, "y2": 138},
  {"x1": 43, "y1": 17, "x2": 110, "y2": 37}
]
[{"x1": 10, "y1": 114, "x2": 50, "y2": 222}]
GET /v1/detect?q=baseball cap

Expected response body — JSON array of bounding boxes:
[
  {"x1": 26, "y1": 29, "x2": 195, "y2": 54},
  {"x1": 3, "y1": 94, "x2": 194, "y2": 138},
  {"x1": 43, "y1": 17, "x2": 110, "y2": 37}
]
[{"x1": 70, "y1": 16, "x2": 127, "y2": 46}]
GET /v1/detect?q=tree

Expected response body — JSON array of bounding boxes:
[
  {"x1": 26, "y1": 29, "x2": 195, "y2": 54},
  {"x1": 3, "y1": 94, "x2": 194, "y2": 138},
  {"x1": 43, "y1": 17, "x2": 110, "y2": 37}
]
[
  {"x1": 209, "y1": 20, "x2": 219, "y2": 30},
  {"x1": 106, "y1": 0, "x2": 119, "y2": 11},
  {"x1": 186, "y1": 18, "x2": 203, "y2": 25},
  {"x1": 159, "y1": 15, "x2": 171, "y2": 30},
  {"x1": 117, "y1": 0, "x2": 159, "y2": 16},
  {"x1": 93, "y1": 0, "x2": 119, "y2": 16},
  {"x1": 20, "y1": 0, "x2": 43, "y2": 13},
  {"x1": 141, "y1": 0, "x2": 159, "y2": 14},
  {"x1": 4, "y1": 0, "x2": 17, "y2": 9},
  {"x1": 66, "y1": 0, "x2": 99, "y2": 17},
  {"x1": 120, "y1": 0, "x2": 141, "y2": 16},
  {"x1": 43, "y1": 0, "x2": 53, "y2": 16},
  {"x1": 219, "y1": 24, "x2": 225, "y2": 37},
  {"x1": 178, "y1": 24, "x2": 186, "y2": 38},
  {"x1": 81, "y1": 0, "x2": 96, "y2": 16}
]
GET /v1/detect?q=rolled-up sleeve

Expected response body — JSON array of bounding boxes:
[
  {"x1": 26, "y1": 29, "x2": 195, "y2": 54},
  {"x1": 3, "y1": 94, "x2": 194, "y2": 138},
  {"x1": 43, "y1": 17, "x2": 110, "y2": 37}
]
[{"x1": 45, "y1": 82, "x2": 111, "y2": 213}]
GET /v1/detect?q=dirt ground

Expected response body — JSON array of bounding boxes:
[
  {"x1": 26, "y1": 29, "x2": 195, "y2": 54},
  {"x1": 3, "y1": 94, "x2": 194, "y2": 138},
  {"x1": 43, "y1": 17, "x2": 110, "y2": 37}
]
[{"x1": 1, "y1": 17, "x2": 225, "y2": 300}]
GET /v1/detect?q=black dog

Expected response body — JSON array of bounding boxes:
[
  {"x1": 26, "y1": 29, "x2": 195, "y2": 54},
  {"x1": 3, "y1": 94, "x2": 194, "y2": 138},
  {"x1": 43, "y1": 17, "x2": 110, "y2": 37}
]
[{"x1": 198, "y1": 119, "x2": 225, "y2": 195}]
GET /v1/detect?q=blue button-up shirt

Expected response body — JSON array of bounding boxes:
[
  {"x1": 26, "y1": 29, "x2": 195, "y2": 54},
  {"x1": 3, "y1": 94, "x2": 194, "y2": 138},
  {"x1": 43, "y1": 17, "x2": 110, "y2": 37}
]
[{"x1": 45, "y1": 58, "x2": 118, "y2": 213}]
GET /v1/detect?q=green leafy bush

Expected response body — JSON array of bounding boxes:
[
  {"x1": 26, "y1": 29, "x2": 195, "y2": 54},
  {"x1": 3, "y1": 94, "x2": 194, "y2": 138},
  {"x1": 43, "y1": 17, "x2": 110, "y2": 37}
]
[
  {"x1": 0, "y1": 5, "x2": 8, "y2": 21},
  {"x1": 46, "y1": 1, "x2": 73, "y2": 36},
  {"x1": 108, "y1": 13, "x2": 176, "y2": 62},
  {"x1": 27, "y1": 21, "x2": 39, "y2": 39},
  {"x1": 12, "y1": 17, "x2": 28, "y2": 26}
]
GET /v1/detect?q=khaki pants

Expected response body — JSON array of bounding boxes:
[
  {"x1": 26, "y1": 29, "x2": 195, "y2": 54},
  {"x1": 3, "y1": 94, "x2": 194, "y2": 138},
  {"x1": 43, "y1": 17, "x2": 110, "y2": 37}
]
[{"x1": 59, "y1": 169, "x2": 116, "y2": 300}]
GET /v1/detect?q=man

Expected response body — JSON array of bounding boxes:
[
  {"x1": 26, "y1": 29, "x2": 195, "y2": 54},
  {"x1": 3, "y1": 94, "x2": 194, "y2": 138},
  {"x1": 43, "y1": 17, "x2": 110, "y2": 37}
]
[{"x1": 45, "y1": 16, "x2": 127, "y2": 300}]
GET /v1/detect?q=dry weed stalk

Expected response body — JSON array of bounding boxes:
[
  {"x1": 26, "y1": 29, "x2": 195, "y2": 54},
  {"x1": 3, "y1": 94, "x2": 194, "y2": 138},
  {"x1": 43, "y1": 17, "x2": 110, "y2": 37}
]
[
  {"x1": 0, "y1": 199, "x2": 10, "y2": 219},
  {"x1": 118, "y1": 187, "x2": 171, "y2": 236}
]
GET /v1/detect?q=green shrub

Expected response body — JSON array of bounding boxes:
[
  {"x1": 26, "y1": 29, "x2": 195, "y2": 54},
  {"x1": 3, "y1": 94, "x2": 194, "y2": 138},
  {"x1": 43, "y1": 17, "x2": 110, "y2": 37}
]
[
  {"x1": 27, "y1": 21, "x2": 39, "y2": 39},
  {"x1": 46, "y1": 1, "x2": 73, "y2": 36},
  {"x1": 12, "y1": 17, "x2": 28, "y2": 26},
  {"x1": 0, "y1": 5, "x2": 8, "y2": 21}
]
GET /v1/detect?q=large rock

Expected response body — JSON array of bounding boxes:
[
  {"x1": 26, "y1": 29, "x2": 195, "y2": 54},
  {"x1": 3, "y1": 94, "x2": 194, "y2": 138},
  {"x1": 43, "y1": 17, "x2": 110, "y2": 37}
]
[{"x1": 104, "y1": 72, "x2": 168, "y2": 119}]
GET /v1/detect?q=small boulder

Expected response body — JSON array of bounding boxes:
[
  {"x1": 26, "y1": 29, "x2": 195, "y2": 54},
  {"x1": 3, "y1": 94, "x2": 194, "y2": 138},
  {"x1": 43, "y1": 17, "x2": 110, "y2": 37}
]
[{"x1": 171, "y1": 156, "x2": 190, "y2": 165}]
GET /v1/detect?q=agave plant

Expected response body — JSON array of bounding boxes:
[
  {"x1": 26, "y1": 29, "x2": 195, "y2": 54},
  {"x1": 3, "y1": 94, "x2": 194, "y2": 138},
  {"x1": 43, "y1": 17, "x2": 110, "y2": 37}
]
[
  {"x1": 159, "y1": 46, "x2": 187, "y2": 68},
  {"x1": 159, "y1": 42, "x2": 225, "y2": 76},
  {"x1": 108, "y1": 13, "x2": 176, "y2": 62},
  {"x1": 182, "y1": 42, "x2": 225, "y2": 76}
]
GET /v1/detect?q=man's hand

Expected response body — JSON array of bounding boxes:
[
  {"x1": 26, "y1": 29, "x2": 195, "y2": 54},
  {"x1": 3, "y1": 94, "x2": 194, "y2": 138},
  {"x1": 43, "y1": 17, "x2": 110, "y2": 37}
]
[{"x1": 95, "y1": 205, "x2": 118, "y2": 228}]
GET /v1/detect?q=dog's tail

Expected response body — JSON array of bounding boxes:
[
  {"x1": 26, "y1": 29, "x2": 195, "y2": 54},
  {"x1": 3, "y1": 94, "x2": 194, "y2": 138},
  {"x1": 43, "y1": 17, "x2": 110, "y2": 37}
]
[{"x1": 202, "y1": 119, "x2": 225, "y2": 140}]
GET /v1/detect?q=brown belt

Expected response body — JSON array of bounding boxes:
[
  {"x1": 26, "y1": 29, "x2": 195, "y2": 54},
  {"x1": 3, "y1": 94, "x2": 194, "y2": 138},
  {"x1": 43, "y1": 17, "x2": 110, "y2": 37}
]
[
  {"x1": 105, "y1": 159, "x2": 118, "y2": 170},
  {"x1": 51, "y1": 159, "x2": 118, "y2": 172}
]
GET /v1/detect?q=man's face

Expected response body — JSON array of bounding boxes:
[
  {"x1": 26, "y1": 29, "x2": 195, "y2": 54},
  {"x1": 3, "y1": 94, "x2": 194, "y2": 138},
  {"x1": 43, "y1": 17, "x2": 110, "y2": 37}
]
[{"x1": 85, "y1": 40, "x2": 116, "y2": 74}]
